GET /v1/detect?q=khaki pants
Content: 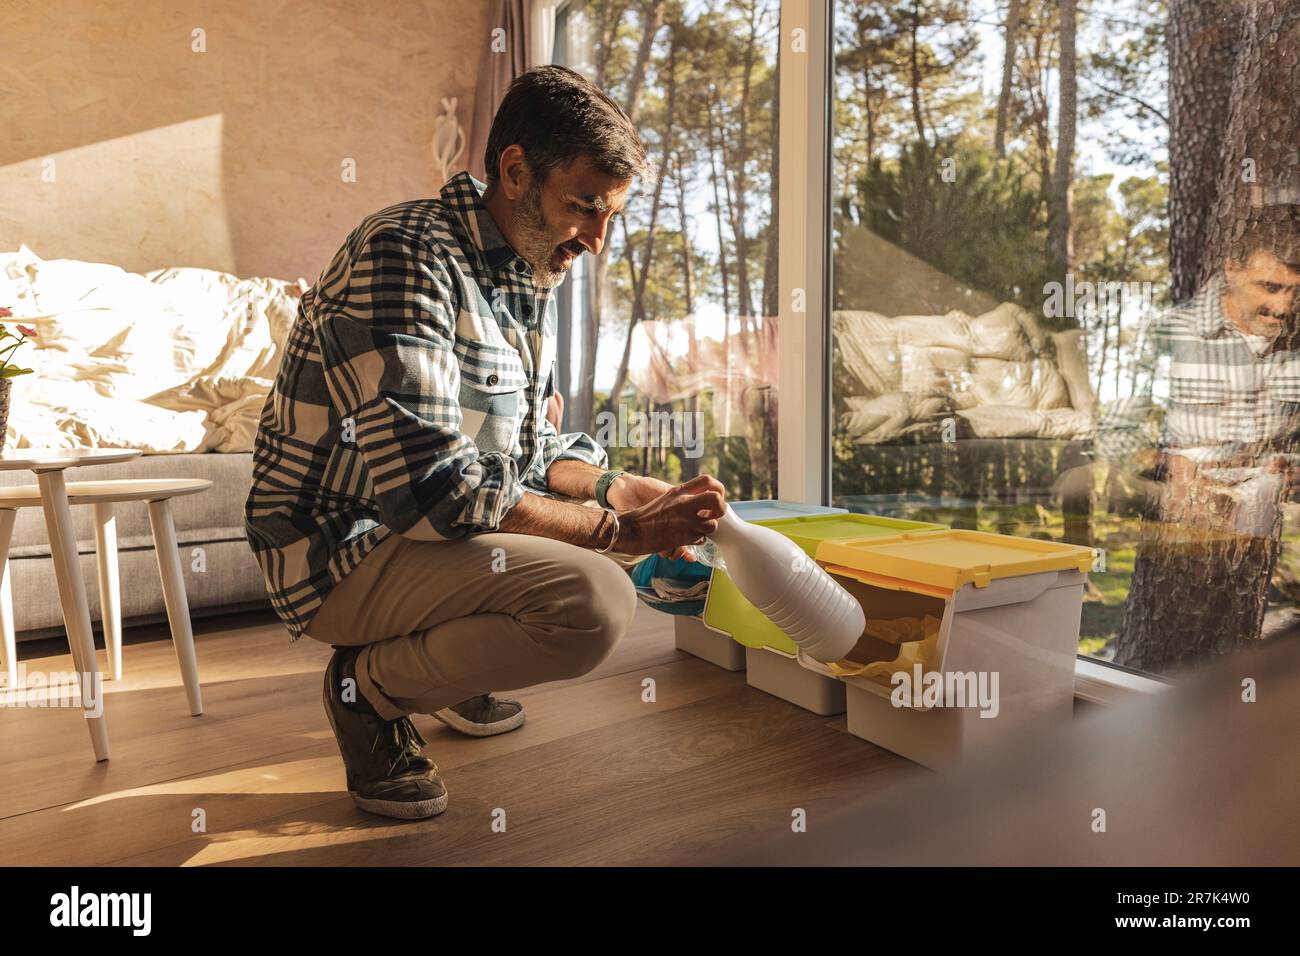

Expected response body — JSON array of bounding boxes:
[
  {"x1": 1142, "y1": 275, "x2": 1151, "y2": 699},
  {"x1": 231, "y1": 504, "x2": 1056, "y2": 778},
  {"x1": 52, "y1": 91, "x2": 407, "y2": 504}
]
[{"x1": 303, "y1": 531, "x2": 639, "y2": 720}]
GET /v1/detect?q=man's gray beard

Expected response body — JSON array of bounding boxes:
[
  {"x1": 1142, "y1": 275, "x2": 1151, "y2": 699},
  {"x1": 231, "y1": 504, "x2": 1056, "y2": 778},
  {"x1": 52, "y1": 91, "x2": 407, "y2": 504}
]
[{"x1": 514, "y1": 181, "x2": 566, "y2": 289}]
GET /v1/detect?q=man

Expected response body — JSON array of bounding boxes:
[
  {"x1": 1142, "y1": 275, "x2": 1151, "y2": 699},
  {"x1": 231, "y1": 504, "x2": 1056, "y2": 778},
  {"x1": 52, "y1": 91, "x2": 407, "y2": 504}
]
[
  {"x1": 245, "y1": 66, "x2": 726, "y2": 820},
  {"x1": 1096, "y1": 208, "x2": 1300, "y2": 670},
  {"x1": 1097, "y1": 211, "x2": 1300, "y2": 530}
]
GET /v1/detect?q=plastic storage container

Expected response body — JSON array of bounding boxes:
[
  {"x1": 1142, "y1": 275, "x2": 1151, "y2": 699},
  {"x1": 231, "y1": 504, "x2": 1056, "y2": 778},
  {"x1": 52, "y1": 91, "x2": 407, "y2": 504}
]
[
  {"x1": 671, "y1": 501, "x2": 847, "y2": 672},
  {"x1": 703, "y1": 513, "x2": 945, "y2": 713},
  {"x1": 674, "y1": 614, "x2": 745, "y2": 671},
  {"x1": 802, "y1": 529, "x2": 1094, "y2": 769},
  {"x1": 728, "y1": 500, "x2": 849, "y2": 522}
]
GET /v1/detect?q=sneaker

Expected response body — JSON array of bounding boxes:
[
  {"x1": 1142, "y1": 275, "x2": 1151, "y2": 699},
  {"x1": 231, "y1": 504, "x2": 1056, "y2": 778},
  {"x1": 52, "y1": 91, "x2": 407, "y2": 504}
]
[
  {"x1": 433, "y1": 693, "x2": 526, "y2": 737},
  {"x1": 322, "y1": 647, "x2": 449, "y2": 820}
]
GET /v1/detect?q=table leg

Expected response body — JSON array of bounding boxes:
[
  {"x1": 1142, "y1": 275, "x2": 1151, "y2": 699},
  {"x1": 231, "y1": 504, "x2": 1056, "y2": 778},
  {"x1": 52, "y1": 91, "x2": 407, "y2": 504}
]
[
  {"x1": 37, "y1": 469, "x2": 110, "y2": 761},
  {"x1": 92, "y1": 503, "x2": 123, "y2": 681},
  {"x1": 0, "y1": 509, "x2": 17, "y2": 687},
  {"x1": 147, "y1": 498, "x2": 203, "y2": 716}
]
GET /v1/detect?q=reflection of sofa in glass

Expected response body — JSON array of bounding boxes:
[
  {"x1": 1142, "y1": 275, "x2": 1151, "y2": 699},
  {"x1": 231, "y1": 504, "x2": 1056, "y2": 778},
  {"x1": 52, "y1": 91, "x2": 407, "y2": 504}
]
[{"x1": 833, "y1": 303, "x2": 1096, "y2": 507}]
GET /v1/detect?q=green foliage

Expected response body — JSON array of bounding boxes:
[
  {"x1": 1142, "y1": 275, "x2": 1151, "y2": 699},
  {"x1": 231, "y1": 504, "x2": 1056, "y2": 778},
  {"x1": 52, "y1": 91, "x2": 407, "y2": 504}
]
[
  {"x1": 851, "y1": 137, "x2": 1057, "y2": 314},
  {"x1": 0, "y1": 317, "x2": 36, "y2": 377}
]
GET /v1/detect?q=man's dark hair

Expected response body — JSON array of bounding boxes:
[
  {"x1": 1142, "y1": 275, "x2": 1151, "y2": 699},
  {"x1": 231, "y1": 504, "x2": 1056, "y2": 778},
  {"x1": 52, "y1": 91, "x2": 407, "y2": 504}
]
[
  {"x1": 484, "y1": 65, "x2": 649, "y2": 187},
  {"x1": 1227, "y1": 204, "x2": 1300, "y2": 269}
]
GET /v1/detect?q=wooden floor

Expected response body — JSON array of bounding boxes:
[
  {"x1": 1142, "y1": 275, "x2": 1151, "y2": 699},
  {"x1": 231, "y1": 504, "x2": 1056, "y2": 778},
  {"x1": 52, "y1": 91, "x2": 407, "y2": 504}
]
[{"x1": 0, "y1": 604, "x2": 921, "y2": 866}]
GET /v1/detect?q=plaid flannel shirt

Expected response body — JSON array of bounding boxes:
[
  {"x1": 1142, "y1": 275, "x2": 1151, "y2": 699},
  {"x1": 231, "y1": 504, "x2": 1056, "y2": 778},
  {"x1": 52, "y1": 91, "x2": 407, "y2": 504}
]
[
  {"x1": 245, "y1": 171, "x2": 607, "y2": 640},
  {"x1": 1096, "y1": 274, "x2": 1300, "y2": 473}
]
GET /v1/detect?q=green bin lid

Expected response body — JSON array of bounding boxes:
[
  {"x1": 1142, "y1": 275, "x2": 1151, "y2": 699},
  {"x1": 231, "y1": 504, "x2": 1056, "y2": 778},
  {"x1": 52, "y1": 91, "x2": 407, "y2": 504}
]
[{"x1": 754, "y1": 513, "x2": 946, "y2": 555}]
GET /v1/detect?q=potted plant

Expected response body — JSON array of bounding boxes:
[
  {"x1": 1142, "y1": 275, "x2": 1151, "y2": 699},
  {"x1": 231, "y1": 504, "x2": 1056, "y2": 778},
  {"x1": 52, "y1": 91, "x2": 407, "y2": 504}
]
[{"x1": 0, "y1": 306, "x2": 36, "y2": 446}]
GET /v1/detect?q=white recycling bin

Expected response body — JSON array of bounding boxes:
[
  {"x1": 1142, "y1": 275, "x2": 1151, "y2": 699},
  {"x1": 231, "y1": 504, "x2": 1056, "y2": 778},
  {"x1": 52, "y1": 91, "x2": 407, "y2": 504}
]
[{"x1": 799, "y1": 529, "x2": 1095, "y2": 770}]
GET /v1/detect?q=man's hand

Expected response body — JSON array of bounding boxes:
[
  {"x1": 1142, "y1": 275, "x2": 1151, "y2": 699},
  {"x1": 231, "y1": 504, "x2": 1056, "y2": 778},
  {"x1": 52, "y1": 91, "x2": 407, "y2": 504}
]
[
  {"x1": 615, "y1": 474, "x2": 727, "y2": 560},
  {"x1": 1265, "y1": 453, "x2": 1300, "y2": 502},
  {"x1": 1160, "y1": 452, "x2": 1241, "y2": 526},
  {"x1": 605, "y1": 473, "x2": 673, "y2": 511}
]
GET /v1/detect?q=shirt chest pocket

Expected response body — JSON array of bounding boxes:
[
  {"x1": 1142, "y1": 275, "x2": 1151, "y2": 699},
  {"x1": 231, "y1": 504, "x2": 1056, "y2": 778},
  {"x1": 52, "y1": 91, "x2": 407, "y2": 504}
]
[
  {"x1": 455, "y1": 338, "x2": 530, "y2": 454},
  {"x1": 1267, "y1": 372, "x2": 1300, "y2": 407}
]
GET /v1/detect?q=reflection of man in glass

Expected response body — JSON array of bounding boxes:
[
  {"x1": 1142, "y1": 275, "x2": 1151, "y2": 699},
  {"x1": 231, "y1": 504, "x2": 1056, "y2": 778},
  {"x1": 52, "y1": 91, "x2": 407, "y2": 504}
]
[
  {"x1": 1102, "y1": 210, "x2": 1300, "y2": 535},
  {"x1": 1099, "y1": 207, "x2": 1300, "y2": 671}
]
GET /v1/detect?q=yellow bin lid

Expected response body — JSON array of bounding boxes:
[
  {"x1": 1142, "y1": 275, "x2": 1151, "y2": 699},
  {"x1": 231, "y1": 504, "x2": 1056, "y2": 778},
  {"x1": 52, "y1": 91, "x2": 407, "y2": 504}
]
[{"x1": 815, "y1": 529, "x2": 1094, "y2": 590}]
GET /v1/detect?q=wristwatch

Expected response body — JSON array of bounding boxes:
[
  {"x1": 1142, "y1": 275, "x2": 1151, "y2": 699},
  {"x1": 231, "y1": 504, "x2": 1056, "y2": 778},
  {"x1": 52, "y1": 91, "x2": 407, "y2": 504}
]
[{"x1": 594, "y1": 470, "x2": 626, "y2": 509}]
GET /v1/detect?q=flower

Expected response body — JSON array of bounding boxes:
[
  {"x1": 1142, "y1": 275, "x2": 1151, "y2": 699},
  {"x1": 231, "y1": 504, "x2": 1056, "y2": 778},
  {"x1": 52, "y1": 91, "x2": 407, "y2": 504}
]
[{"x1": 0, "y1": 307, "x2": 36, "y2": 378}]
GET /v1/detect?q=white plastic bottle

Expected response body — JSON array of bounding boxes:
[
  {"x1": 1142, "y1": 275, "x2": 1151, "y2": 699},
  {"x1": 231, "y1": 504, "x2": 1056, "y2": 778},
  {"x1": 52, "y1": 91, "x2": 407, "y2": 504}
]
[{"x1": 708, "y1": 506, "x2": 865, "y2": 663}]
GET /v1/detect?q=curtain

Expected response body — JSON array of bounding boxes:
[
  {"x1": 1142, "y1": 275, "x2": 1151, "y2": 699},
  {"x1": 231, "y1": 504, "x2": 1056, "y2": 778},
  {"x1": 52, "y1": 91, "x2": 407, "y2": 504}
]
[{"x1": 465, "y1": 0, "x2": 564, "y2": 182}]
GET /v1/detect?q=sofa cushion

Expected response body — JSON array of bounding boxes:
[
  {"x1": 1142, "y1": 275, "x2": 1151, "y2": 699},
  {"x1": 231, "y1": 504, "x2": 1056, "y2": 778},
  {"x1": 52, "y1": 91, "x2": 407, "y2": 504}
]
[
  {"x1": 10, "y1": 536, "x2": 268, "y2": 638},
  {"x1": 0, "y1": 451, "x2": 254, "y2": 558}
]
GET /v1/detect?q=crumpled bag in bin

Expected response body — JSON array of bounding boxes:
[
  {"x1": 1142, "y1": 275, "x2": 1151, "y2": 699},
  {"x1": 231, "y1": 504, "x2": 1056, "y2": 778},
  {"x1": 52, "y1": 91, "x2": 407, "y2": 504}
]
[
  {"x1": 828, "y1": 615, "x2": 943, "y2": 687},
  {"x1": 629, "y1": 553, "x2": 714, "y2": 616}
]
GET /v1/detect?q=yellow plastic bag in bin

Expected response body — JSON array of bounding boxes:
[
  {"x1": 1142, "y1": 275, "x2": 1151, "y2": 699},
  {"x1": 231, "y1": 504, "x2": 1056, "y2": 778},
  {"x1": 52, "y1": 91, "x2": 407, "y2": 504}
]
[{"x1": 828, "y1": 615, "x2": 943, "y2": 688}]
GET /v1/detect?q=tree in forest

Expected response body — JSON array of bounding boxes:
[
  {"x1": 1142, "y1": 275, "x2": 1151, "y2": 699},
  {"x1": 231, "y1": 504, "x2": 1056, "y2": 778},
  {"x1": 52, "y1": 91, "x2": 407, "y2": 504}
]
[
  {"x1": 1114, "y1": 0, "x2": 1300, "y2": 674},
  {"x1": 901, "y1": 0, "x2": 979, "y2": 145},
  {"x1": 995, "y1": 0, "x2": 1024, "y2": 156},
  {"x1": 1049, "y1": 0, "x2": 1078, "y2": 272}
]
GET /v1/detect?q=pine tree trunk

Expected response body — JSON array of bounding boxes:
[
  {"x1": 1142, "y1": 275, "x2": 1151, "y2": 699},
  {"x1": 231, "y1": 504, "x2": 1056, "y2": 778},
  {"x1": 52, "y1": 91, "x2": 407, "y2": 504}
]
[
  {"x1": 909, "y1": 1, "x2": 927, "y2": 144},
  {"x1": 708, "y1": 104, "x2": 733, "y2": 320},
  {"x1": 624, "y1": 0, "x2": 666, "y2": 127},
  {"x1": 995, "y1": 0, "x2": 1023, "y2": 156},
  {"x1": 1167, "y1": 0, "x2": 1240, "y2": 301},
  {"x1": 1049, "y1": 0, "x2": 1078, "y2": 274}
]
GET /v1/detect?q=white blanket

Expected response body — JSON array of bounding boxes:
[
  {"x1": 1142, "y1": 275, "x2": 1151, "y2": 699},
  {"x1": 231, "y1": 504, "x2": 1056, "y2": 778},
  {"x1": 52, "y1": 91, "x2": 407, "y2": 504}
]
[{"x1": 1, "y1": 246, "x2": 301, "y2": 454}]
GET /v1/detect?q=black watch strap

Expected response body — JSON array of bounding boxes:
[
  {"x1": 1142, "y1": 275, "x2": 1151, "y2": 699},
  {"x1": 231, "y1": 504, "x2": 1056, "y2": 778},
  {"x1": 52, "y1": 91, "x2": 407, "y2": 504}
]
[{"x1": 595, "y1": 470, "x2": 625, "y2": 509}]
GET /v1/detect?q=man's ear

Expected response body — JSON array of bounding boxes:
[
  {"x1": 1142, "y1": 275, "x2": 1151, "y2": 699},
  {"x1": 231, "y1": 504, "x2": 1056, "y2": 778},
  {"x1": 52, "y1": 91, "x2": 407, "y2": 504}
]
[
  {"x1": 497, "y1": 145, "x2": 531, "y2": 202},
  {"x1": 1224, "y1": 256, "x2": 1243, "y2": 284}
]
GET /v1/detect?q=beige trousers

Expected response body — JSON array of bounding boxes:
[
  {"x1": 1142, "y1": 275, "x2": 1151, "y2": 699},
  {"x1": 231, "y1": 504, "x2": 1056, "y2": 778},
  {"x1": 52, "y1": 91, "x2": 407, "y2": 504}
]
[{"x1": 303, "y1": 531, "x2": 639, "y2": 721}]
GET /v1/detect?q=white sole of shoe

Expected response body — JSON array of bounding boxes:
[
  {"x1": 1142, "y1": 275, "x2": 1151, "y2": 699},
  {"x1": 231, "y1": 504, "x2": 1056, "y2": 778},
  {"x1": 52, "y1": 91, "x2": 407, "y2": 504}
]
[
  {"x1": 352, "y1": 790, "x2": 449, "y2": 819},
  {"x1": 432, "y1": 706, "x2": 526, "y2": 737}
]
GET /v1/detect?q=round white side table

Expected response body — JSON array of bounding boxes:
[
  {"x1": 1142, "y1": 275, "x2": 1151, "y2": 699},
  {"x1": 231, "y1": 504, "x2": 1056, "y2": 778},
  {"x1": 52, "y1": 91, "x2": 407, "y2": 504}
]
[{"x1": 0, "y1": 448, "x2": 144, "y2": 761}]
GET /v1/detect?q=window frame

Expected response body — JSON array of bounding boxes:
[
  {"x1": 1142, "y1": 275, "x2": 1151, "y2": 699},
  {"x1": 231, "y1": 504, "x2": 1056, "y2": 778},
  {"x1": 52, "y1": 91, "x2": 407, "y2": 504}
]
[{"x1": 776, "y1": 0, "x2": 833, "y2": 507}]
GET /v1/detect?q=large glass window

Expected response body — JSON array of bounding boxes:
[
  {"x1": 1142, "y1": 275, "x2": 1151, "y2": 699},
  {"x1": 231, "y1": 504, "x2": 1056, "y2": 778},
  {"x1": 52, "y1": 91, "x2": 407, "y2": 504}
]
[
  {"x1": 829, "y1": 0, "x2": 1300, "y2": 677},
  {"x1": 556, "y1": 0, "x2": 781, "y2": 498}
]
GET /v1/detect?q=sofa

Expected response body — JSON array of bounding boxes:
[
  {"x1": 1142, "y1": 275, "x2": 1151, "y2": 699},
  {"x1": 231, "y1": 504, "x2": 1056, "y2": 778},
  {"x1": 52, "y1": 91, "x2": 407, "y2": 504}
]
[
  {"x1": 832, "y1": 301, "x2": 1096, "y2": 498},
  {"x1": 1, "y1": 246, "x2": 302, "y2": 641},
  {"x1": 832, "y1": 302, "x2": 1097, "y2": 446}
]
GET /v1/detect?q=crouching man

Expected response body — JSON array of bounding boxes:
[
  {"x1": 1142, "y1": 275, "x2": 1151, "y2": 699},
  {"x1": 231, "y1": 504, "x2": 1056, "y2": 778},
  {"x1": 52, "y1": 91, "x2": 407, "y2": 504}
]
[{"x1": 245, "y1": 66, "x2": 725, "y2": 819}]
